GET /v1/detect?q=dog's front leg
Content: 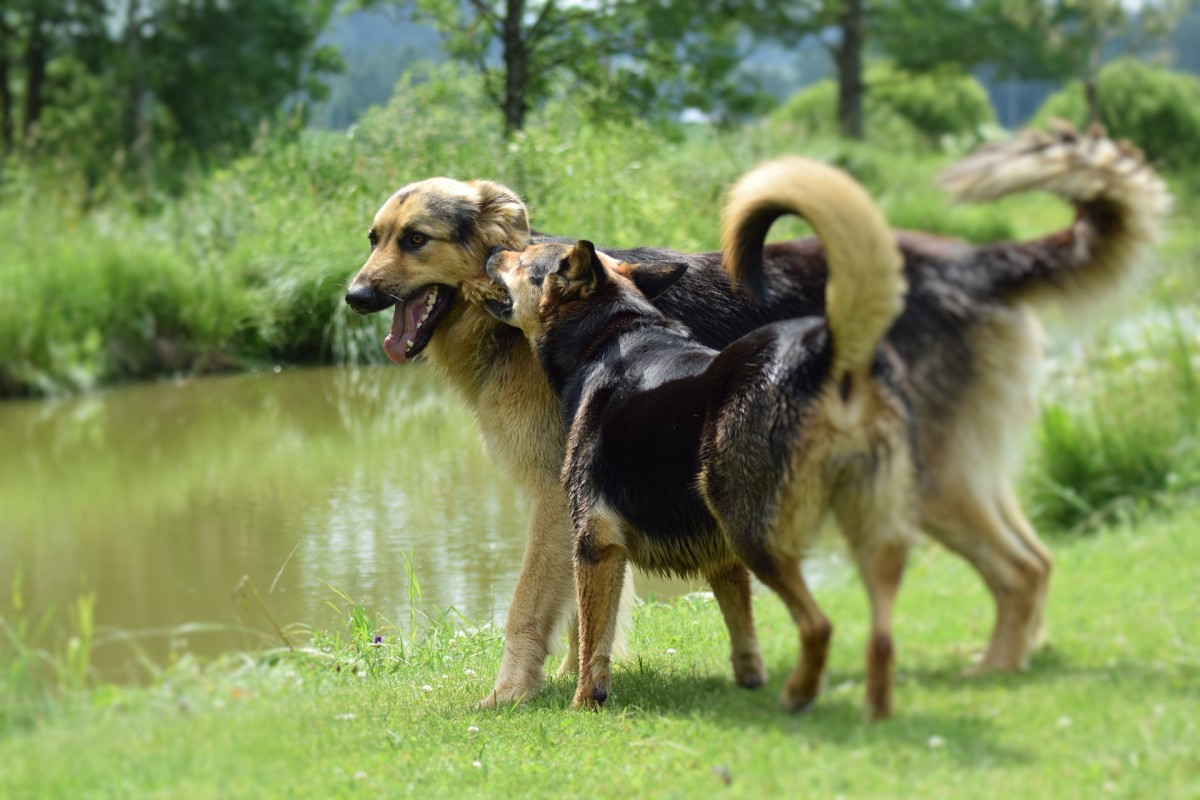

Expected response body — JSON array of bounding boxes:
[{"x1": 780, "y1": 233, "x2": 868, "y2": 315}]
[
  {"x1": 479, "y1": 490, "x2": 575, "y2": 708},
  {"x1": 572, "y1": 515, "x2": 627, "y2": 710}
]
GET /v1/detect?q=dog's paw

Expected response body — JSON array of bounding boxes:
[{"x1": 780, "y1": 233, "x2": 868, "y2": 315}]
[
  {"x1": 780, "y1": 690, "x2": 818, "y2": 714},
  {"x1": 571, "y1": 682, "x2": 609, "y2": 711},
  {"x1": 733, "y1": 652, "x2": 766, "y2": 690},
  {"x1": 476, "y1": 672, "x2": 544, "y2": 709}
]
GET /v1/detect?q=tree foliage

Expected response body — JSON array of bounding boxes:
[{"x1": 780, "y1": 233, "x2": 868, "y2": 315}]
[
  {"x1": 1033, "y1": 57, "x2": 1200, "y2": 168},
  {"x1": 878, "y1": 0, "x2": 1188, "y2": 123},
  {"x1": 771, "y1": 63, "x2": 995, "y2": 148},
  {"x1": 355, "y1": 0, "x2": 807, "y2": 133},
  {"x1": 0, "y1": 0, "x2": 341, "y2": 197}
]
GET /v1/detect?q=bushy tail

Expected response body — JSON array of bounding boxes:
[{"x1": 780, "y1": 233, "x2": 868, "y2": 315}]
[
  {"x1": 938, "y1": 121, "x2": 1172, "y2": 309},
  {"x1": 721, "y1": 156, "x2": 905, "y2": 389}
]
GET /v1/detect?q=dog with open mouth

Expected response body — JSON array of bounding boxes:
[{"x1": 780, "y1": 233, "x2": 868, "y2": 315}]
[
  {"x1": 345, "y1": 125, "x2": 1168, "y2": 707},
  {"x1": 484, "y1": 158, "x2": 917, "y2": 719}
]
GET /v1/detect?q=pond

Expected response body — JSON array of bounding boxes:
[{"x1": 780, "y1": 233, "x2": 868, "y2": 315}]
[{"x1": 1, "y1": 366, "x2": 727, "y2": 681}]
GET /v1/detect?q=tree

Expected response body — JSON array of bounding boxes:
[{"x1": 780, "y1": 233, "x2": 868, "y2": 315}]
[
  {"x1": 878, "y1": 0, "x2": 1189, "y2": 125},
  {"x1": 359, "y1": 0, "x2": 783, "y2": 134},
  {"x1": 0, "y1": 0, "x2": 341, "y2": 192}
]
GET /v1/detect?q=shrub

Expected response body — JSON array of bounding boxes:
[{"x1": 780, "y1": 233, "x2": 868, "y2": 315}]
[
  {"x1": 1028, "y1": 316, "x2": 1200, "y2": 533},
  {"x1": 769, "y1": 63, "x2": 996, "y2": 148},
  {"x1": 1032, "y1": 58, "x2": 1200, "y2": 169}
]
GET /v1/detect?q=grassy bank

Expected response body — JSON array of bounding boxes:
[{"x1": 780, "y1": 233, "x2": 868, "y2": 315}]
[{"x1": 3, "y1": 506, "x2": 1198, "y2": 798}]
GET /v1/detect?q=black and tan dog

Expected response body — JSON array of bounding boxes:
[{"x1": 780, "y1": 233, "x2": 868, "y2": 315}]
[
  {"x1": 484, "y1": 157, "x2": 916, "y2": 718},
  {"x1": 345, "y1": 126, "x2": 1168, "y2": 705}
]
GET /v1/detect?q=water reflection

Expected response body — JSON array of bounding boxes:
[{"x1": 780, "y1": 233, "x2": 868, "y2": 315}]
[{"x1": 0, "y1": 366, "x2": 719, "y2": 680}]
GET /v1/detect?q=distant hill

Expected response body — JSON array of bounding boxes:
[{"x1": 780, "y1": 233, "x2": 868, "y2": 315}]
[{"x1": 310, "y1": 6, "x2": 443, "y2": 130}]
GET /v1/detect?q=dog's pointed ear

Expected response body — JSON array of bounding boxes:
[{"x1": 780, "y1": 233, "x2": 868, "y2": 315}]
[
  {"x1": 556, "y1": 240, "x2": 607, "y2": 295},
  {"x1": 625, "y1": 261, "x2": 688, "y2": 300},
  {"x1": 473, "y1": 180, "x2": 530, "y2": 249}
]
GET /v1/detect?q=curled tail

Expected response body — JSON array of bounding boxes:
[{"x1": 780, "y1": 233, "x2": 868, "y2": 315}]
[
  {"x1": 938, "y1": 121, "x2": 1171, "y2": 309},
  {"x1": 721, "y1": 156, "x2": 905, "y2": 390}
]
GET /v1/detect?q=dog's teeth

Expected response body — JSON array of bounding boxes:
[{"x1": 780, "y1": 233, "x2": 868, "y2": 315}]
[
  {"x1": 420, "y1": 312, "x2": 429, "y2": 324},
  {"x1": 407, "y1": 339, "x2": 415, "y2": 349}
]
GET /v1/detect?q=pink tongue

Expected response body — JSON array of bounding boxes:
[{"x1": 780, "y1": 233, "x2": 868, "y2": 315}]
[{"x1": 382, "y1": 287, "x2": 433, "y2": 364}]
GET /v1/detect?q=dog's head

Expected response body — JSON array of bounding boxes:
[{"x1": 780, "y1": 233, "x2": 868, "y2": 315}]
[
  {"x1": 484, "y1": 239, "x2": 688, "y2": 346},
  {"x1": 345, "y1": 177, "x2": 530, "y2": 363}
]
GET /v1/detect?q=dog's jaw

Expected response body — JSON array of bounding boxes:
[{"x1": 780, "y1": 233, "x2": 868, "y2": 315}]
[{"x1": 382, "y1": 284, "x2": 456, "y2": 363}]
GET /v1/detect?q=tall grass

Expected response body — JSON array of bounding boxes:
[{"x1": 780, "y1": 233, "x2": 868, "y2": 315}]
[
  {"x1": 1, "y1": 575, "x2": 96, "y2": 731},
  {"x1": 1028, "y1": 314, "x2": 1200, "y2": 533}
]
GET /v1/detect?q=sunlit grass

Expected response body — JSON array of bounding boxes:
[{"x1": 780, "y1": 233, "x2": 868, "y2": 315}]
[{"x1": 2, "y1": 505, "x2": 1198, "y2": 797}]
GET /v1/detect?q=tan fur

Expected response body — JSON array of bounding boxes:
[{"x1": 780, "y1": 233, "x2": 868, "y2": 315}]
[
  {"x1": 723, "y1": 156, "x2": 906, "y2": 383},
  {"x1": 350, "y1": 178, "x2": 635, "y2": 706}
]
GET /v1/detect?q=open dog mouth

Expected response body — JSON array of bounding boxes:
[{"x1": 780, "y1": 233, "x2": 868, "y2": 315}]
[{"x1": 382, "y1": 284, "x2": 455, "y2": 364}]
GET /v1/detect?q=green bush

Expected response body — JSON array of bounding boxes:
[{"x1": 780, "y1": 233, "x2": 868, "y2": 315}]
[
  {"x1": 1032, "y1": 58, "x2": 1200, "y2": 169},
  {"x1": 1028, "y1": 317, "x2": 1200, "y2": 533},
  {"x1": 769, "y1": 63, "x2": 996, "y2": 148}
]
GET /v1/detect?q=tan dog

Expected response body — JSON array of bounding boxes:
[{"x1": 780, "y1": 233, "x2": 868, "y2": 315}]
[{"x1": 345, "y1": 126, "x2": 1168, "y2": 705}]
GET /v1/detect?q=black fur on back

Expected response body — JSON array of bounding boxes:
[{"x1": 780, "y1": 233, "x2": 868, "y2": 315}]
[{"x1": 538, "y1": 256, "x2": 905, "y2": 576}]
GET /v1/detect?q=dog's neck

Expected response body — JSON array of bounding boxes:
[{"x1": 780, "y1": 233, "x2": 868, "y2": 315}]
[
  {"x1": 425, "y1": 299, "x2": 525, "y2": 404},
  {"x1": 538, "y1": 298, "x2": 687, "y2": 411},
  {"x1": 575, "y1": 311, "x2": 652, "y2": 365}
]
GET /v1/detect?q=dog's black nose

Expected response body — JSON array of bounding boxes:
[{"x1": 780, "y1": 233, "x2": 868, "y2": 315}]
[{"x1": 345, "y1": 282, "x2": 391, "y2": 314}]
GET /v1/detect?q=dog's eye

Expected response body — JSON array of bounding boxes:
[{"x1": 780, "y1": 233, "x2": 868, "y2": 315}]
[
  {"x1": 367, "y1": 230, "x2": 378, "y2": 249},
  {"x1": 407, "y1": 232, "x2": 428, "y2": 247}
]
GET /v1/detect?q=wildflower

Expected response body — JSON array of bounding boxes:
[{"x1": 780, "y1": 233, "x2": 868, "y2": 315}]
[
  {"x1": 465, "y1": 668, "x2": 476, "y2": 676},
  {"x1": 468, "y1": 725, "x2": 480, "y2": 734},
  {"x1": 472, "y1": 760, "x2": 483, "y2": 769},
  {"x1": 927, "y1": 735, "x2": 946, "y2": 749},
  {"x1": 666, "y1": 648, "x2": 677, "y2": 656},
  {"x1": 373, "y1": 634, "x2": 384, "y2": 645},
  {"x1": 422, "y1": 684, "x2": 434, "y2": 693}
]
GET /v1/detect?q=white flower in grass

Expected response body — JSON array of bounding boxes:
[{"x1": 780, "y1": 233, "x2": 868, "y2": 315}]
[
  {"x1": 927, "y1": 735, "x2": 946, "y2": 749},
  {"x1": 666, "y1": 648, "x2": 676, "y2": 656},
  {"x1": 422, "y1": 684, "x2": 434, "y2": 693},
  {"x1": 464, "y1": 668, "x2": 476, "y2": 676},
  {"x1": 471, "y1": 760, "x2": 483, "y2": 769},
  {"x1": 468, "y1": 725, "x2": 480, "y2": 734}
]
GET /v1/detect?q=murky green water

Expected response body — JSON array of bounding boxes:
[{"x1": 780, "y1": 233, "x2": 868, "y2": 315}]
[{"x1": 0, "y1": 366, "x2": 711, "y2": 680}]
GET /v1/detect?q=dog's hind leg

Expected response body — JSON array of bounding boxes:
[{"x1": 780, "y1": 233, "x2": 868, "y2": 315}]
[
  {"x1": 846, "y1": 534, "x2": 908, "y2": 721},
  {"x1": 555, "y1": 562, "x2": 636, "y2": 679},
  {"x1": 572, "y1": 514, "x2": 629, "y2": 710},
  {"x1": 997, "y1": 485, "x2": 1052, "y2": 654},
  {"x1": 922, "y1": 487, "x2": 1045, "y2": 672},
  {"x1": 706, "y1": 562, "x2": 766, "y2": 689},
  {"x1": 481, "y1": 491, "x2": 575, "y2": 708},
  {"x1": 748, "y1": 555, "x2": 833, "y2": 713}
]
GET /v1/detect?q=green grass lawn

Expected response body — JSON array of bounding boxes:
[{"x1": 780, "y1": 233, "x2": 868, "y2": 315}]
[{"x1": 3, "y1": 507, "x2": 1198, "y2": 799}]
